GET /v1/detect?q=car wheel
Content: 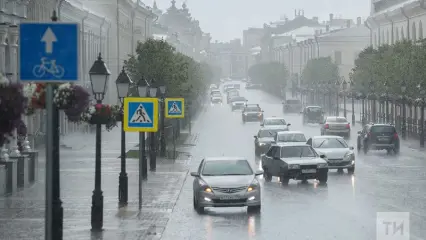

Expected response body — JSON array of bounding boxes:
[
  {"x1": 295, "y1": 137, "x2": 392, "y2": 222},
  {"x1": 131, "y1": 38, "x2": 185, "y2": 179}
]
[
  {"x1": 247, "y1": 205, "x2": 261, "y2": 213},
  {"x1": 347, "y1": 166, "x2": 355, "y2": 174},
  {"x1": 317, "y1": 173, "x2": 328, "y2": 184},
  {"x1": 263, "y1": 170, "x2": 272, "y2": 182},
  {"x1": 281, "y1": 176, "x2": 289, "y2": 186},
  {"x1": 193, "y1": 195, "x2": 204, "y2": 214}
]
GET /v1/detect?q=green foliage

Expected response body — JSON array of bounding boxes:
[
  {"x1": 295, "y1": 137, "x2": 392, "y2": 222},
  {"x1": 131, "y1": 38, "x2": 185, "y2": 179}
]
[
  {"x1": 124, "y1": 39, "x2": 215, "y2": 99},
  {"x1": 352, "y1": 40, "x2": 426, "y2": 97},
  {"x1": 248, "y1": 62, "x2": 289, "y2": 93},
  {"x1": 301, "y1": 57, "x2": 340, "y2": 87}
]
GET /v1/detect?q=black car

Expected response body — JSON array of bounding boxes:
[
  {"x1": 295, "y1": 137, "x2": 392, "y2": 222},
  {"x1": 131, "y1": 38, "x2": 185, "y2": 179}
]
[
  {"x1": 242, "y1": 104, "x2": 263, "y2": 123},
  {"x1": 357, "y1": 123, "x2": 400, "y2": 154},
  {"x1": 282, "y1": 99, "x2": 302, "y2": 113},
  {"x1": 302, "y1": 106, "x2": 324, "y2": 124},
  {"x1": 254, "y1": 126, "x2": 289, "y2": 155}
]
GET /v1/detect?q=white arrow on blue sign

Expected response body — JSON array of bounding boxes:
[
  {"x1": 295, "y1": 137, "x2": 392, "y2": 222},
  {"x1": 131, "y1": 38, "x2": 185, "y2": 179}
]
[{"x1": 19, "y1": 22, "x2": 80, "y2": 82}]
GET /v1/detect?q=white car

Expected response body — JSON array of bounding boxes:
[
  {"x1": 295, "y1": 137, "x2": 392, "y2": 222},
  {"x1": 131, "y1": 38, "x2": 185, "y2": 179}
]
[
  {"x1": 230, "y1": 96, "x2": 247, "y2": 110},
  {"x1": 260, "y1": 117, "x2": 291, "y2": 129},
  {"x1": 306, "y1": 136, "x2": 355, "y2": 174},
  {"x1": 273, "y1": 131, "x2": 306, "y2": 143}
]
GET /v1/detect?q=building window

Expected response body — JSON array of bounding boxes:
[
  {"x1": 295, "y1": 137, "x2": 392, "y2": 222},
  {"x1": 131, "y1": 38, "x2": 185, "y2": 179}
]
[{"x1": 334, "y1": 51, "x2": 342, "y2": 65}]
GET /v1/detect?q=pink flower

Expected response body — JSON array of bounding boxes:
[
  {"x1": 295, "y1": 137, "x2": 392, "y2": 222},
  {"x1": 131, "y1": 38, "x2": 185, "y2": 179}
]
[{"x1": 95, "y1": 103, "x2": 102, "y2": 109}]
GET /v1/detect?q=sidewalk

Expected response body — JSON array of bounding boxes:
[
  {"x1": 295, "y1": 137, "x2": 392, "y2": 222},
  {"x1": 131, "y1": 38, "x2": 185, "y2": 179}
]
[{"x1": 0, "y1": 127, "x2": 197, "y2": 240}]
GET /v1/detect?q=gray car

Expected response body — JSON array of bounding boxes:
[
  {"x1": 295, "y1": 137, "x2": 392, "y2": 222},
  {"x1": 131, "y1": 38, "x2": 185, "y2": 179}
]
[
  {"x1": 320, "y1": 116, "x2": 351, "y2": 138},
  {"x1": 191, "y1": 157, "x2": 263, "y2": 213}
]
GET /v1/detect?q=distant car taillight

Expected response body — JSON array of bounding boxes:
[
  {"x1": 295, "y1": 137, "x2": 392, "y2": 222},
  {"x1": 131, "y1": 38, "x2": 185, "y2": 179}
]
[
  {"x1": 324, "y1": 124, "x2": 329, "y2": 129},
  {"x1": 393, "y1": 133, "x2": 399, "y2": 139},
  {"x1": 346, "y1": 123, "x2": 350, "y2": 129}
]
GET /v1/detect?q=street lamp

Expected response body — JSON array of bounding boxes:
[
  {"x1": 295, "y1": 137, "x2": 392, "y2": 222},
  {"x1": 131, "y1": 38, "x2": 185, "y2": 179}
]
[
  {"x1": 342, "y1": 79, "x2": 347, "y2": 118},
  {"x1": 418, "y1": 83, "x2": 425, "y2": 147},
  {"x1": 116, "y1": 66, "x2": 132, "y2": 207},
  {"x1": 401, "y1": 81, "x2": 407, "y2": 139},
  {"x1": 335, "y1": 78, "x2": 340, "y2": 116},
  {"x1": 327, "y1": 80, "x2": 333, "y2": 114},
  {"x1": 89, "y1": 53, "x2": 110, "y2": 231},
  {"x1": 148, "y1": 79, "x2": 158, "y2": 171},
  {"x1": 383, "y1": 80, "x2": 389, "y2": 123},
  {"x1": 138, "y1": 78, "x2": 149, "y2": 180},
  {"x1": 349, "y1": 80, "x2": 356, "y2": 125},
  {"x1": 159, "y1": 84, "x2": 167, "y2": 157}
]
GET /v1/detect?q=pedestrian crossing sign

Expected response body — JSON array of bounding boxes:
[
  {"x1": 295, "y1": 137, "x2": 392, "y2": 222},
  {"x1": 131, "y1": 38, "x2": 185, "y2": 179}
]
[
  {"x1": 165, "y1": 98, "x2": 185, "y2": 118},
  {"x1": 123, "y1": 97, "x2": 159, "y2": 132}
]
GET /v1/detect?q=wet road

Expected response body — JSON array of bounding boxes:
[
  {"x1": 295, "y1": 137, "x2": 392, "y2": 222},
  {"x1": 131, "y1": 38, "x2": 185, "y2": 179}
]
[{"x1": 161, "y1": 87, "x2": 426, "y2": 240}]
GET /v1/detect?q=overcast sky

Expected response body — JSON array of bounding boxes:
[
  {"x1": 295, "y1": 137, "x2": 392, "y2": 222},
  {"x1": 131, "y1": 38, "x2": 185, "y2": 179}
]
[{"x1": 151, "y1": 0, "x2": 371, "y2": 42}]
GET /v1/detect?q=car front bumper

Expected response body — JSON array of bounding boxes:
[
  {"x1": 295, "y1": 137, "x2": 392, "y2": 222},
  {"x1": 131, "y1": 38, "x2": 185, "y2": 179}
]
[
  {"x1": 196, "y1": 190, "x2": 261, "y2": 207},
  {"x1": 327, "y1": 160, "x2": 354, "y2": 169},
  {"x1": 285, "y1": 168, "x2": 328, "y2": 180}
]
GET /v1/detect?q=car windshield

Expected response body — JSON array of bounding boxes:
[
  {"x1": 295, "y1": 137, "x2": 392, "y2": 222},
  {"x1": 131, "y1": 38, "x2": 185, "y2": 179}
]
[
  {"x1": 264, "y1": 119, "x2": 286, "y2": 125},
  {"x1": 202, "y1": 160, "x2": 253, "y2": 176},
  {"x1": 232, "y1": 97, "x2": 246, "y2": 101},
  {"x1": 312, "y1": 138, "x2": 348, "y2": 148},
  {"x1": 286, "y1": 100, "x2": 300, "y2": 104},
  {"x1": 258, "y1": 129, "x2": 284, "y2": 138},
  {"x1": 306, "y1": 107, "x2": 322, "y2": 112},
  {"x1": 245, "y1": 107, "x2": 260, "y2": 112},
  {"x1": 277, "y1": 133, "x2": 306, "y2": 142},
  {"x1": 371, "y1": 126, "x2": 396, "y2": 133},
  {"x1": 327, "y1": 117, "x2": 348, "y2": 123},
  {"x1": 280, "y1": 146, "x2": 317, "y2": 158}
]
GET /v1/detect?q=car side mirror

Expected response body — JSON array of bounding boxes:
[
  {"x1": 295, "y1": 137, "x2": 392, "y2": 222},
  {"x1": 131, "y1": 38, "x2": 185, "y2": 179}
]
[
  {"x1": 287, "y1": 123, "x2": 291, "y2": 126},
  {"x1": 319, "y1": 154, "x2": 326, "y2": 159},
  {"x1": 255, "y1": 170, "x2": 264, "y2": 176},
  {"x1": 357, "y1": 131, "x2": 362, "y2": 134},
  {"x1": 254, "y1": 136, "x2": 258, "y2": 139},
  {"x1": 190, "y1": 172, "x2": 199, "y2": 177},
  {"x1": 260, "y1": 123, "x2": 264, "y2": 126},
  {"x1": 349, "y1": 146, "x2": 354, "y2": 150}
]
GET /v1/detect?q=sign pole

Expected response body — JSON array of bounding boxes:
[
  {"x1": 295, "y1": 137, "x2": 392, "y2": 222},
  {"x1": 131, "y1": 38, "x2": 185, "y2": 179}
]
[
  {"x1": 138, "y1": 132, "x2": 143, "y2": 209},
  {"x1": 45, "y1": 84, "x2": 53, "y2": 240}
]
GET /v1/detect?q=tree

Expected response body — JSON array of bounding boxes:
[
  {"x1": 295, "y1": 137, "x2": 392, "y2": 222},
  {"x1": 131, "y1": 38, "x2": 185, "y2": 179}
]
[
  {"x1": 301, "y1": 57, "x2": 340, "y2": 88},
  {"x1": 248, "y1": 62, "x2": 289, "y2": 95}
]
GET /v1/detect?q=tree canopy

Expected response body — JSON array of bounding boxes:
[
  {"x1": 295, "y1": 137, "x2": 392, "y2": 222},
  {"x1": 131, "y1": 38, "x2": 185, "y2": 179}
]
[
  {"x1": 124, "y1": 39, "x2": 214, "y2": 100},
  {"x1": 351, "y1": 40, "x2": 426, "y2": 99},
  {"x1": 301, "y1": 57, "x2": 340, "y2": 88},
  {"x1": 248, "y1": 62, "x2": 289, "y2": 94}
]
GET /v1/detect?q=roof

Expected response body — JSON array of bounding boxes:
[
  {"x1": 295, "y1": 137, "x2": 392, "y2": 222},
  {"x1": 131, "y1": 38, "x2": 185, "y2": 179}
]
[
  {"x1": 312, "y1": 135, "x2": 344, "y2": 139},
  {"x1": 205, "y1": 157, "x2": 247, "y2": 161},
  {"x1": 371, "y1": 0, "x2": 418, "y2": 18},
  {"x1": 277, "y1": 131, "x2": 304, "y2": 135},
  {"x1": 275, "y1": 142, "x2": 309, "y2": 147}
]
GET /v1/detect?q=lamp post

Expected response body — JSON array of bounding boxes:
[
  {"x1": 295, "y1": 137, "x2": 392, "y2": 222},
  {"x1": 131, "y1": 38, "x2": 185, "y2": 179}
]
[
  {"x1": 335, "y1": 78, "x2": 340, "y2": 116},
  {"x1": 116, "y1": 67, "x2": 132, "y2": 207},
  {"x1": 342, "y1": 79, "x2": 347, "y2": 118},
  {"x1": 418, "y1": 84, "x2": 425, "y2": 147},
  {"x1": 349, "y1": 80, "x2": 355, "y2": 125},
  {"x1": 384, "y1": 80, "x2": 389, "y2": 123},
  {"x1": 148, "y1": 79, "x2": 158, "y2": 171},
  {"x1": 328, "y1": 80, "x2": 333, "y2": 114},
  {"x1": 89, "y1": 53, "x2": 110, "y2": 231},
  {"x1": 159, "y1": 84, "x2": 167, "y2": 157},
  {"x1": 138, "y1": 78, "x2": 149, "y2": 180},
  {"x1": 401, "y1": 81, "x2": 407, "y2": 140}
]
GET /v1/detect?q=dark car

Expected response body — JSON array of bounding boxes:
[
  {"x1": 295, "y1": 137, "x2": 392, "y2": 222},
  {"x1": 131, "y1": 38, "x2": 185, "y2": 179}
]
[
  {"x1": 302, "y1": 106, "x2": 324, "y2": 124},
  {"x1": 282, "y1": 99, "x2": 302, "y2": 113},
  {"x1": 261, "y1": 143, "x2": 328, "y2": 185},
  {"x1": 254, "y1": 126, "x2": 289, "y2": 155},
  {"x1": 357, "y1": 123, "x2": 400, "y2": 154},
  {"x1": 242, "y1": 104, "x2": 263, "y2": 123}
]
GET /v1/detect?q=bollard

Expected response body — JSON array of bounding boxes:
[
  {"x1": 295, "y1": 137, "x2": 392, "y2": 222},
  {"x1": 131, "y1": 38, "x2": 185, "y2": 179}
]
[
  {"x1": 21, "y1": 140, "x2": 38, "y2": 183},
  {"x1": 9, "y1": 155, "x2": 29, "y2": 188},
  {"x1": 0, "y1": 147, "x2": 18, "y2": 195},
  {"x1": 0, "y1": 165, "x2": 6, "y2": 195}
]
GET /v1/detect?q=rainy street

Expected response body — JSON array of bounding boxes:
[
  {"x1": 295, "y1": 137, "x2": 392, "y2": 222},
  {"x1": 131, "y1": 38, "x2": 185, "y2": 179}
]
[{"x1": 161, "y1": 87, "x2": 426, "y2": 240}]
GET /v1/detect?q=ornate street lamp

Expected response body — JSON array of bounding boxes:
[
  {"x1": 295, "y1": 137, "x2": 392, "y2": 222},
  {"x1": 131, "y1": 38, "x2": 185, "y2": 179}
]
[
  {"x1": 89, "y1": 53, "x2": 111, "y2": 231},
  {"x1": 349, "y1": 80, "x2": 356, "y2": 125},
  {"x1": 401, "y1": 81, "x2": 407, "y2": 139},
  {"x1": 418, "y1": 83, "x2": 425, "y2": 147},
  {"x1": 335, "y1": 78, "x2": 341, "y2": 116},
  {"x1": 342, "y1": 79, "x2": 347, "y2": 118},
  {"x1": 138, "y1": 78, "x2": 149, "y2": 180},
  {"x1": 148, "y1": 79, "x2": 158, "y2": 171},
  {"x1": 159, "y1": 84, "x2": 167, "y2": 157},
  {"x1": 115, "y1": 66, "x2": 132, "y2": 207}
]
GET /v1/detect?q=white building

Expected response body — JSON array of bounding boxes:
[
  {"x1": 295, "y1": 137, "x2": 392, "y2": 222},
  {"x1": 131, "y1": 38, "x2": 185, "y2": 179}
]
[{"x1": 367, "y1": 0, "x2": 425, "y2": 47}]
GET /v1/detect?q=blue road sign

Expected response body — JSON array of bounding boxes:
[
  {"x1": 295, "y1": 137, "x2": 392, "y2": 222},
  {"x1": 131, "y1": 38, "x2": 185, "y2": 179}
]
[
  {"x1": 19, "y1": 22, "x2": 79, "y2": 82},
  {"x1": 165, "y1": 98, "x2": 185, "y2": 118},
  {"x1": 123, "y1": 97, "x2": 159, "y2": 132}
]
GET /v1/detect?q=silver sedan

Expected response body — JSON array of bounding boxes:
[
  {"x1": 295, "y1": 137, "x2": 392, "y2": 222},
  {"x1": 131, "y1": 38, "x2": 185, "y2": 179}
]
[
  {"x1": 191, "y1": 157, "x2": 263, "y2": 213},
  {"x1": 320, "y1": 116, "x2": 351, "y2": 138}
]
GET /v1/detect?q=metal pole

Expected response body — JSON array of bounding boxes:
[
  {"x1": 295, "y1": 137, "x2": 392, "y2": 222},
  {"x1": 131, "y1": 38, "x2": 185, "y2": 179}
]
[
  {"x1": 118, "y1": 116, "x2": 128, "y2": 206},
  {"x1": 140, "y1": 132, "x2": 147, "y2": 179},
  {"x1": 149, "y1": 132, "x2": 156, "y2": 171},
  {"x1": 160, "y1": 97, "x2": 166, "y2": 157},
  {"x1": 336, "y1": 91, "x2": 339, "y2": 116},
  {"x1": 351, "y1": 95, "x2": 355, "y2": 125},
  {"x1": 402, "y1": 100, "x2": 406, "y2": 139},
  {"x1": 45, "y1": 85, "x2": 54, "y2": 240},
  {"x1": 343, "y1": 95, "x2": 347, "y2": 118},
  {"x1": 362, "y1": 98, "x2": 365, "y2": 125},
  {"x1": 91, "y1": 99, "x2": 103, "y2": 231},
  {"x1": 385, "y1": 99, "x2": 389, "y2": 123},
  {"x1": 138, "y1": 132, "x2": 143, "y2": 209},
  {"x1": 188, "y1": 105, "x2": 191, "y2": 134},
  {"x1": 421, "y1": 100, "x2": 425, "y2": 147}
]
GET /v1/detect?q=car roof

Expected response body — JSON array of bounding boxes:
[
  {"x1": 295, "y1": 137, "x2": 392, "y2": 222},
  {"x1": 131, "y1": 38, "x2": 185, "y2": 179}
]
[
  {"x1": 305, "y1": 105, "x2": 322, "y2": 108},
  {"x1": 260, "y1": 125, "x2": 288, "y2": 130},
  {"x1": 277, "y1": 131, "x2": 304, "y2": 135},
  {"x1": 204, "y1": 157, "x2": 247, "y2": 161},
  {"x1": 275, "y1": 142, "x2": 309, "y2": 147},
  {"x1": 264, "y1": 117, "x2": 285, "y2": 120},
  {"x1": 370, "y1": 123, "x2": 394, "y2": 127},
  {"x1": 312, "y1": 135, "x2": 344, "y2": 139}
]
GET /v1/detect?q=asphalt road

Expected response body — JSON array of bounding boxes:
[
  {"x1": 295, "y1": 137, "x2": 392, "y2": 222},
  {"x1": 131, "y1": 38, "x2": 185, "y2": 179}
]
[{"x1": 160, "y1": 87, "x2": 426, "y2": 240}]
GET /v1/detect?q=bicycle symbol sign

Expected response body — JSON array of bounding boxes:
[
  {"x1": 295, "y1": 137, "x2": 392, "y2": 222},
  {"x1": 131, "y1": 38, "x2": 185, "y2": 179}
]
[{"x1": 19, "y1": 22, "x2": 79, "y2": 82}]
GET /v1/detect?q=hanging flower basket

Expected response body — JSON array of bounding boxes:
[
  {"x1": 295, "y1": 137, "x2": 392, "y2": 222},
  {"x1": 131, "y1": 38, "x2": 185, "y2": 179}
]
[
  {"x1": 81, "y1": 104, "x2": 121, "y2": 131},
  {"x1": 0, "y1": 76, "x2": 28, "y2": 148}
]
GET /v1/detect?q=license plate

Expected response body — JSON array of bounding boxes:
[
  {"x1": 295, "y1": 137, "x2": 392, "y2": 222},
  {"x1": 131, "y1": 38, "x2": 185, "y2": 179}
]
[
  {"x1": 301, "y1": 169, "x2": 316, "y2": 173},
  {"x1": 378, "y1": 137, "x2": 388, "y2": 141},
  {"x1": 219, "y1": 195, "x2": 241, "y2": 200}
]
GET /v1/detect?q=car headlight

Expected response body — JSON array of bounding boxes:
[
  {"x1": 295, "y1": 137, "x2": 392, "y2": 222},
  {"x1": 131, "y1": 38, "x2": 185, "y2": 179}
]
[
  {"x1": 317, "y1": 163, "x2": 328, "y2": 168},
  {"x1": 204, "y1": 187, "x2": 213, "y2": 193},
  {"x1": 344, "y1": 152, "x2": 355, "y2": 161},
  {"x1": 247, "y1": 179, "x2": 259, "y2": 192},
  {"x1": 288, "y1": 164, "x2": 300, "y2": 169},
  {"x1": 243, "y1": 113, "x2": 248, "y2": 115},
  {"x1": 258, "y1": 142, "x2": 266, "y2": 146}
]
